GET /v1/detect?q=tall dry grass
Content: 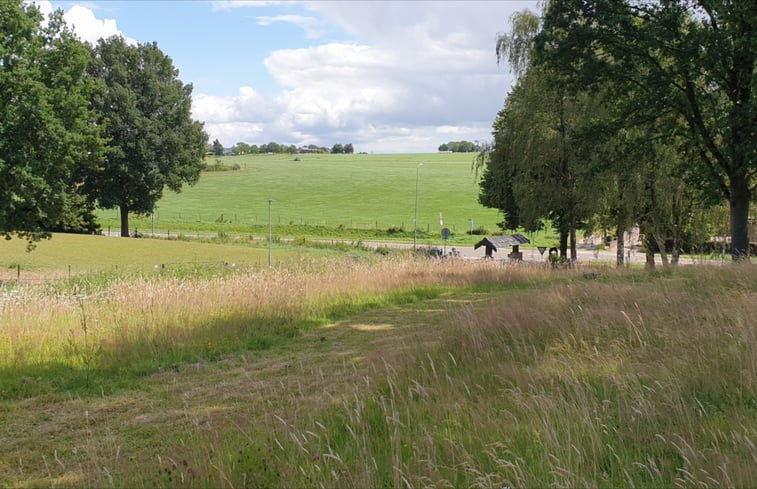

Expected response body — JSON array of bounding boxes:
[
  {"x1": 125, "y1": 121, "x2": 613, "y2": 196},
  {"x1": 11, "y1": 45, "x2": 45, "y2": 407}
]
[
  {"x1": 4, "y1": 260, "x2": 754, "y2": 488},
  {"x1": 184, "y1": 264, "x2": 756, "y2": 488},
  {"x1": 0, "y1": 257, "x2": 542, "y2": 397}
]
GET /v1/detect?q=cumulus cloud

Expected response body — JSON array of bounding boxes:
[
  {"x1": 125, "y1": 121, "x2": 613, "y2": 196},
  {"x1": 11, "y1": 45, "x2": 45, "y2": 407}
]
[
  {"x1": 193, "y1": 1, "x2": 537, "y2": 152},
  {"x1": 63, "y1": 5, "x2": 136, "y2": 44},
  {"x1": 31, "y1": 0, "x2": 135, "y2": 44},
  {"x1": 34, "y1": 0, "x2": 536, "y2": 153},
  {"x1": 255, "y1": 15, "x2": 325, "y2": 39}
]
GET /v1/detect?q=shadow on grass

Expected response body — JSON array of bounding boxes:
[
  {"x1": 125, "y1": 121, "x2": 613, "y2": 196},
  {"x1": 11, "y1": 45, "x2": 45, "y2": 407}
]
[{"x1": 0, "y1": 286, "x2": 450, "y2": 401}]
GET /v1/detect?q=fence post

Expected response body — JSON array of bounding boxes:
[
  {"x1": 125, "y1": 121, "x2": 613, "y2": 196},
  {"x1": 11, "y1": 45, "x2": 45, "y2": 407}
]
[{"x1": 17, "y1": 264, "x2": 20, "y2": 280}]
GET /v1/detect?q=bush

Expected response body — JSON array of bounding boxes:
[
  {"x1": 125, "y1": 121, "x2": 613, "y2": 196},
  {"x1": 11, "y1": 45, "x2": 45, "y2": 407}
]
[
  {"x1": 204, "y1": 159, "x2": 240, "y2": 172},
  {"x1": 466, "y1": 226, "x2": 488, "y2": 235}
]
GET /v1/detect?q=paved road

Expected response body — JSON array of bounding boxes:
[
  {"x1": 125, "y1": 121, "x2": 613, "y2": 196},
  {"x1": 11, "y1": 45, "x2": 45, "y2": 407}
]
[
  {"x1": 360, "y1": 240, "x2": 719, "y2": 266},
  {"x1": 109, "y1": 231, "x2": 723, "y2": 266}
]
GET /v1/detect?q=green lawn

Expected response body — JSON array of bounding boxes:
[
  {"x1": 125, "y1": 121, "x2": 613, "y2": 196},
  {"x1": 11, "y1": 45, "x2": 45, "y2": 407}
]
[
  {"x1": 0, "y1": 233, "x2": 278, "y2": 277},
  {"x1": 96, "y1": 153, "x2": 507, "y2": 242}
]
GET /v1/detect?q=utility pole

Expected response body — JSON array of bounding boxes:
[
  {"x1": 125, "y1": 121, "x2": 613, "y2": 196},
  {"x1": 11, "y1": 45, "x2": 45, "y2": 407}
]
[
  {"x1": 268, "y1": 199, "x2": 274, "y2": 266},
  {"x1": 414, "y1": 163, "x2": 423, "y2": 250}
]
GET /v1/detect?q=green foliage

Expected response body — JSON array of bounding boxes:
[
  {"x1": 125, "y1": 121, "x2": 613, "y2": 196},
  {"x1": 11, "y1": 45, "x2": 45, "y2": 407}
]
[
  {"x1": 466, "y1": 226, "x2": 488, "y2": 235},
  {"x1": 204, "y1": 159, "x2": 240, "y2": 172},
  {"x1": 535, "y1": 0, "x2": 756, "y2": 259},
  {"x1": 438, "y1": 140, "x2": 480, "y2": 152},
  {"x1": 86, "y1": 36, "x2": 208, "y2": 236},
  {"x1": 212, "y1": 138, "x2": 224, "y2": 156},
  {"x1": 478, "y1": 64, "x2": 603, "y2": 258},
  {"x1": 495, "y1": 8, "x2": 540, "y2": 77},
  {"x1": 0, "y1": 0, "x2": 104, "y2": 243}
]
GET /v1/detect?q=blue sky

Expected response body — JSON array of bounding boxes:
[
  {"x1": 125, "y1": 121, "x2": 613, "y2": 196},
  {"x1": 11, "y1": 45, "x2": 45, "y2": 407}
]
[{"x1": 37, "y1": 1, "x2": 539, "y2": 153}]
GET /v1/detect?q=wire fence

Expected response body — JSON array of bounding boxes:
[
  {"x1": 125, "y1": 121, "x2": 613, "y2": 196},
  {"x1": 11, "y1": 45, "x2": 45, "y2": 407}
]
[
  {"x1": 100, "y1": 211, "x2": 491, "y2": 236},
  {"x1": 1, "y1": 260, "x2": 266, "y2": 285}
]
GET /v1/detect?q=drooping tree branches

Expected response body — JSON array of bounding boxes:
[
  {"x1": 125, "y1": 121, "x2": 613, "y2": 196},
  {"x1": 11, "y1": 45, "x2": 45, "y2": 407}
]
[{"x1": 535, "y1": 0, "x2": 756, "y2": 259}]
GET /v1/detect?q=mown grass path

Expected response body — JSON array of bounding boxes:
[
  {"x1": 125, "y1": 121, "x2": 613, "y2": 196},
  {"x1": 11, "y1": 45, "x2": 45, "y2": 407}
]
[{"x1": 1, "y1": 264, "x2": 754, "y2": 488}]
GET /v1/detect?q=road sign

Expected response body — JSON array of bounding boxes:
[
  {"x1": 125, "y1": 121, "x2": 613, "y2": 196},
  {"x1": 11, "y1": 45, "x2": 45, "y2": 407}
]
[
  {"x1": 538, "y1": 246, "x2": 547, "y2": 256},
  {"x1": 441, "y1": 227, "x2": 451, "y2": 240}
]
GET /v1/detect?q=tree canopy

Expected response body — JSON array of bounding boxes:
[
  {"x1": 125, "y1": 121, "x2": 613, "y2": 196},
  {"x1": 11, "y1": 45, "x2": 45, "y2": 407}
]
[
  {"x1": 0, "y1": 0, "x2": 104, "y2": 243},
  {"x1": 212, "y1": 139, "x2": 224, "y2": 156},
  {"x1": 534, "y1": 0, "x2": 756, "y2": 260},
  {"x1": 86, "y1": 36, "x2": 207, "y2": 237},
  {"x1": 438, "y1": 141, "x2": 480, "y2": 152}
]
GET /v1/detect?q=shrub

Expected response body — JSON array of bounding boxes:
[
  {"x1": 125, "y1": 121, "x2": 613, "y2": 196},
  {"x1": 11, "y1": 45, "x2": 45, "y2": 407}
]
[{"x1": 466, "y1": 226, "x2": 488, "y2": 235}]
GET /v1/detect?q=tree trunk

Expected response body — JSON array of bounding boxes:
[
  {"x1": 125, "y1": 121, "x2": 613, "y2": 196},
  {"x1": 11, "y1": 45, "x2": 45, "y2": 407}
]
[
  {"x1": 570, "y1": 225, "x2": 577, "y2": 262},
  {"x1": 120, "y1": 204, "x2": 130, "y2": 238},
  {"x1": 671, "y1": 195, "x2": 681, "y2": 265},
  {"x1": 559, "y1": 228, "x2": 568, "y2": 258},
  {"x1": 654, "y1": 235, "x2": 669, "y2": 267},
  {"x1": 616, "y1": 224, "x2": 625, "y2": 268},
  {"x1": 643, "y1": 234, "x2": 655, "y2": 269},
  {"x1": 729, "y1": 174, "x2": 751, "y2": 260}
]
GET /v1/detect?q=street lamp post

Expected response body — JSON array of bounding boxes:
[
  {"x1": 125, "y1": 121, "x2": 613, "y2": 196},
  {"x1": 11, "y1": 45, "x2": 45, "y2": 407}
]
[
  {"x1": 268, "y1": 199, "x2": 275, "y2": 266},
  {"x1": 414, "y1": 163, "x2": 423, "y2": 250}
]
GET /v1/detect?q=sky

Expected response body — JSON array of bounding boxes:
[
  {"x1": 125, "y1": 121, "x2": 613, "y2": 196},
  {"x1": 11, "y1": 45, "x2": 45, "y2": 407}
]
[{"x1": 35, "y1": 0, "x2": 539, "y2": 154}]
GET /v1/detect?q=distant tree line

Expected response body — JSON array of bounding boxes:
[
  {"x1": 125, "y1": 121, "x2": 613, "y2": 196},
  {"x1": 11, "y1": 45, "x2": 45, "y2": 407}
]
[
  {"x1": 212, "y1": 141, "x2": 355, "y2": 156},
  {"x1": 438, "y1": 141, "x2": 480, "y2": 152},
  {"x1": 330, "y1": 143, "x2": 354, "y2": 154}
]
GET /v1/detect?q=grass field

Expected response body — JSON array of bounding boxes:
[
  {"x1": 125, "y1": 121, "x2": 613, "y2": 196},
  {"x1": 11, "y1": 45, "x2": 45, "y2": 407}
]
[
  {"x1": 95, "y1": 153, "x2": 514, "y2": 244},
  {"x1": 0, "y1": 250, "x2": 754, "y2": 488},
  {"x1": 0, "y1": 233, "x2": 282, "y2": 281}
]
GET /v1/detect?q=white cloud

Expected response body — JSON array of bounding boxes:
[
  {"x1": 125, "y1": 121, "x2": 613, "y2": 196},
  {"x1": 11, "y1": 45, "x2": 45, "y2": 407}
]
[
  {"x1": 255, "y1": 15, "x2": 325, "y2": 39},
  {"x1": 34, "y1": 1, "x2": 536, "y2": 153},
  {"x1": 29, "y1": 0, "x2": 54, "y2": 18},
  {"x1": 30, "y1": 1, "x2": 135, "y2": 45},
  {"x1": 195, "y1": 1, "x2": 536, "y2": 152},
  {"x1": 211, "y1": 1, "x2": 285, "y2": 10},
  {"x1": 63, "y1": 5, "x2": 134, "y2": 44}
]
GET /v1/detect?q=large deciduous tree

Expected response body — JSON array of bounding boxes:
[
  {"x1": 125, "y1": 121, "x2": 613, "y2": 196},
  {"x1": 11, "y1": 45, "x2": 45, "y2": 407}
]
[
  {"x1": 479, "y1": 9, "x2": 603, "y2": 260},
  {"x1": 535, "y1": 0, "x2": 756, "y2": 260},
  {"x1": 0, "y1": 0, "x2": 103, "y2": 243},
  {"x1": 87, "y1": 36, "x2": 207, "y2": 237}
]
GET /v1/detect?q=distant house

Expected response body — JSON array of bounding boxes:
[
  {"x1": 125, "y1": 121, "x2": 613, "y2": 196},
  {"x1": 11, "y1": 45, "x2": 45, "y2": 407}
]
[{"x1": 474, "y1": 234, "x2": 530, "y2": 260}]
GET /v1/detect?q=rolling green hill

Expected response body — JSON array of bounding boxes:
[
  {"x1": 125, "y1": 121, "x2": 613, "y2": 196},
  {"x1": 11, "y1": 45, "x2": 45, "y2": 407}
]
[{"x1": 96, "y1": 153, "x2": 505, "y2": 241}]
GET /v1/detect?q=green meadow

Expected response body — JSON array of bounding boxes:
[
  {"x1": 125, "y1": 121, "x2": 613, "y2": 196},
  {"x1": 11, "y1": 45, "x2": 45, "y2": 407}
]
[
  {"x1": 0, "y1": 251, "x2": 754, "y2": 488},
  {"x1": 96, "y1": 153, "x2": 510, "y2": 243},
  {"x1": 1, "y1": 155, "x2": 753, "y2": 489},
  {"x1": 0, "y1": 233, "x2": 278, "y2": 279}
]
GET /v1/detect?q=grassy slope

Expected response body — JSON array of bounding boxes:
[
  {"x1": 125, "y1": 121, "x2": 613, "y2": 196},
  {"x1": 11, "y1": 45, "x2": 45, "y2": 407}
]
[
  {"x1": 0, "y1": 233, "x2": 278, "y2": 277},
  {"x1": 0, "y1": 262, "x2": 754, "y2": 488},
  {"x1": 95, "y1": 153, "x2": 514, "y2": 243}
]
